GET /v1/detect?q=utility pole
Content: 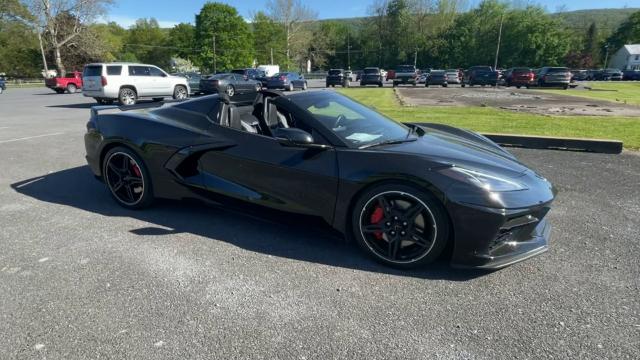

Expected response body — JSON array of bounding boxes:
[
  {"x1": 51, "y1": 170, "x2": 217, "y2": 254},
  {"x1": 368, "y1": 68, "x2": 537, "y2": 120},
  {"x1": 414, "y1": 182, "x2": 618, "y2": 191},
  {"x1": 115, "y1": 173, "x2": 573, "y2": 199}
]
[
  {"x1": 414, "y1": 48, "x2": 418, "y2": 68},
  {"x1": 347, "y1": 31, "x2": 351, "y2": 70},
  {"x1": 270, "y1": 48, "x2": 274, "y2": 65},
  {"x1": 494, "y1": 13, "x2": 504, "y2": 70},
  {"x1": 212, "y1": 35, "x2": 217, "y2": 74},
  {"x1": 603, "y1": 44, "x2": 610, "y2": 68}
]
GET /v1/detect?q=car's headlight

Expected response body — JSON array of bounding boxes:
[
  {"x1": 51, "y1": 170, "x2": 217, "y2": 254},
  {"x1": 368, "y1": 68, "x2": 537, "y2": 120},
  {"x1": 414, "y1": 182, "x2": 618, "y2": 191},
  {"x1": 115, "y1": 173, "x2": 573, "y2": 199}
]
[{"x1": 441, "y1": 166, "x2": 528, "y2": 192}]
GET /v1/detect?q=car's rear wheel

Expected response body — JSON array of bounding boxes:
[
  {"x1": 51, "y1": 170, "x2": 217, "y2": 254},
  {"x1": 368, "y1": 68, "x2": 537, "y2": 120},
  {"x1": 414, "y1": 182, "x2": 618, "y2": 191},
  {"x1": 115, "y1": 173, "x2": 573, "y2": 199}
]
[
  {"x1": 225, "y1": 85, "x2": 235, "y2": 97},
  {"x1": 66, "y1": 83, "x2": 77, "y2": 93},
  {"x1": 173, "y1": 85, "x2": 188, "y2": 100},
  {"x1": 287, "y1": 83, "x2": 294, "y2": 91},
  {"x1": 103, "y1": 147, "x2": 154, "y2": 209},
  {"x1": 351, "y1": 184, "x2": 449, "y2": 268},
  {"x1": 302, "y1": 82, "x2": 308, "y2": 90},
  {"x1": 119, "y1": 87, "x2": 137, "y2": 105}
]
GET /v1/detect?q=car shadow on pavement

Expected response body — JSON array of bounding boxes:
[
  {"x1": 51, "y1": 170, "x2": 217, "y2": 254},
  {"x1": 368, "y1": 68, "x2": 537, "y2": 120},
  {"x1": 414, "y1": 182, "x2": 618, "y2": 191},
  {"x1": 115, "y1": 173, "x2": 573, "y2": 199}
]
[{"x1": 11, "y1": 166, "x2": 487, "y2": 281}]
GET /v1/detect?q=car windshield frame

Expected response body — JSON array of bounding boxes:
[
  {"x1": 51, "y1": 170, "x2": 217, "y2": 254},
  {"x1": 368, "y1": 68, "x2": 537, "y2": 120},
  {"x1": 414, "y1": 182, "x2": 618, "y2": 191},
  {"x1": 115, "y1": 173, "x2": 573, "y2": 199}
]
[{"x1": 291, "y1": 92, "x2": 416, "y2": 149}]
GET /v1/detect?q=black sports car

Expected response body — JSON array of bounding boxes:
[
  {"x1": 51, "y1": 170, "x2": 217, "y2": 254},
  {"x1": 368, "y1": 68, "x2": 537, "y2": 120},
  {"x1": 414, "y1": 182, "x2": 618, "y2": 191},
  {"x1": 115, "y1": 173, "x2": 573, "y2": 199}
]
[{"x1": 84, "y1": 90, "x2": 556, "y2": 269}]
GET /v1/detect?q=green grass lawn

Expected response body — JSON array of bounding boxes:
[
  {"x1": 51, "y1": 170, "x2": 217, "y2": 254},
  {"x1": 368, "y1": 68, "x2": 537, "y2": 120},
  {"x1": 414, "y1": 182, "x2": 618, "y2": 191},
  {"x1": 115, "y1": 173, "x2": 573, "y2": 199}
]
[
  {"x1": 543, "y1": 82, "x2": 640, "y2": 106},
  {"x1": 336, "y1": 88, "x2": 640, "y2": 150}
]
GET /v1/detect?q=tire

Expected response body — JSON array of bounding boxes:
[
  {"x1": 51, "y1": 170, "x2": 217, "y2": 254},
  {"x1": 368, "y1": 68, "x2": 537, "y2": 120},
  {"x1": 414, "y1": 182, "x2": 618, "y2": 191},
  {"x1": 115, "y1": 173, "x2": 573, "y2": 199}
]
[
  {"x1": 302, "y1": 82, "x2": 308, "y2": 90},
  {"x1": 118, "y1": 87, "x2": 137, "y2": 105},
  {"x1": 66, "y1": 83, "x2": 77, "y2": 94},
  {"x1": 392, "y1": 82, "x2": 397, "y2": 88},
  {"x1": 461, "y1": 83, "x2": 466, "y2": 88},
  {"x1": 425, "y1": 84, "x2": 429, "y2": 87},
  {"x1": 443, "y1": 83, "x2": 448, "y2": 88},
  {"x1": 0, "y1": 87, "x2": 3, "y2": 94},
  {"x1": 378, "y1": 82, "x2": 383, "y2": 87},
  {"x1": 351, "y1": 183, "x2": 450, "y2": 269},
  {"x1": 563, "y1": 85, "x2": 569, "y2": 90},
  {"x1": 225, "y1": 85, "x2": 235, "y2": 97},
  {"x1": 287, "y1": 83, "x2": 294, "y2": 91},
  {"x1": 102, "y1": 146, "x2": 154, "y2": 209},
  {"x1": 516, "y1": 85, "x2": 521, "y2": 89},
  {"x1": 173, "y1": 85, "x2": 188, "y2": 100},
  {"x1": 326, "y1": 83, "x2": 329, "y2": 88}
]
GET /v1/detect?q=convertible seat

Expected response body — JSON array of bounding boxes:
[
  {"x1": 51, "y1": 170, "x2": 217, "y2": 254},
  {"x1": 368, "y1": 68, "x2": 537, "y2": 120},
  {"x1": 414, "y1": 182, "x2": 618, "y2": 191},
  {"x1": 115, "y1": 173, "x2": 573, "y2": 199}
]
[{"x1": 228, "y1": 105, "x2": 258, "y2": 133}]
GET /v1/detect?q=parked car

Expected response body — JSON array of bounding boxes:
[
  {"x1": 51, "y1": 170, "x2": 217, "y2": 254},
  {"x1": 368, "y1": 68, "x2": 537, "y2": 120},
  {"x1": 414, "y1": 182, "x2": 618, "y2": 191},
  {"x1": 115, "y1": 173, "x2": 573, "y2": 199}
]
[
  {"x1": 445, "y1": 69, "x2": 461, "y2": 84},
  {"x1": 392, "y1": 65, "x2": 418, "y2": 87},
  {"x1": 425, "y1": 70, "x2": 447, "y2": 87},
  {"x1": 200, "y1": 73, "x2": 261, "y2": 96},
  {"x1": 461, "y1": 66, "x2": 499, "y2": 87},
  {"x1": 504, "y1": 67, "x2": 535, "y2": 88},
  {"x1": 354, "y1": 70, "x2": 363, "y2": 81},
  {"x1": 417, "y1": 73, "x2": 427, "y2": 84},
  {"x1": 173, "y1": 72, "x2": 202, "y2": 95},
  {"x1": 586, "y1": 69, "x2": 601, "y2": 80},
  {"x1": 598, "y1": 68, "x2": 623, "y2": 81},
  {"x1": 344, "y1": 70, "x2": 356, "y2": 82},
  {"x1": 326, "y1": 69, "x2": 349, "y2": 87},
  {"x1": 570, "y1": 69, "x2": 589, "y2": 81},
  {"x1": 45, "y1": 71, "x2": 83, "y2": 94},
  {"x1": 266, "y1": 72, "x2": 307, "y2": 91},
  {"x1": 535, "y1": 67, "x2": 572, "y2": 89},
  {"x1": 256, "y1": 65, "x2": 280, "y2": 77},
  {"x1": 82, "y1": 63, "x2": 189, "y2": 105},
  {"x1": 360, "y1": 67, "x2": 384, "y2": 87},
  {"x1": 622, "y1": 69, "x2": 640, "y2": 81},
  {"x1": 85, "y1": 89, "x2": 556, "y2": 269},
  {"x1": 0, "y1": 77, "x2": 5, "y2": 94},
  {"x1": 386, "y1": 69, "x2": 395, "y2": 81},
  {"x1": 232, "y1": 68, "x2": 268, "y2": 87}
]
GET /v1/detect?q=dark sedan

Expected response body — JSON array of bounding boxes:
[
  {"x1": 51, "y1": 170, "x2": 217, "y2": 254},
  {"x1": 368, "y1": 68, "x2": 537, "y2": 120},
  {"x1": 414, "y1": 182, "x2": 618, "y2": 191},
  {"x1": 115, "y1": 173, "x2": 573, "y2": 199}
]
[
  {"x1": 199, "y1": 73, "x2": 261, "y2": 97},
  {"x1": 622, "y1": 70, "x2": 640, "y2": 81},
  {"x1": 425, "y1": 70, "x2": 448, "y2": 87},
  {"x1": 360, "y1": 67, "x2": 384, "y2": 87},
  {"x1": 84, "y1": 89, "x2": 555, "y2": 270},
  {"x1": 173, "y1": 72, "x2": 203, "y2": 95},
  {"x1": 326, "y1": 69, "x2": 348, "y2": 87},
  {"x1": 266, "y1": 72, "x2": 307, "y2": 91}
]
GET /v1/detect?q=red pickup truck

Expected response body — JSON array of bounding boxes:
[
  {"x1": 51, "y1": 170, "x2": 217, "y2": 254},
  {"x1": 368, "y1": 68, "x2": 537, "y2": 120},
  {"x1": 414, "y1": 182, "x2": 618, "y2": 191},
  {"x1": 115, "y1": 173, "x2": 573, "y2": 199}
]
[{"x1": 45, "y1": 71, "x2": 83, "y2": 94}]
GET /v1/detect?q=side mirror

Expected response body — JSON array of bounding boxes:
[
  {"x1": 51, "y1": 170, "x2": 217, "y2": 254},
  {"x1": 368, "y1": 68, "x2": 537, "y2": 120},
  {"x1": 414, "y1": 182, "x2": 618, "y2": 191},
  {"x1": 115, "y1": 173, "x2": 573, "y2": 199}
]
[{"x1": 273, "y1": 128, "x2": 328, "y2": 149}]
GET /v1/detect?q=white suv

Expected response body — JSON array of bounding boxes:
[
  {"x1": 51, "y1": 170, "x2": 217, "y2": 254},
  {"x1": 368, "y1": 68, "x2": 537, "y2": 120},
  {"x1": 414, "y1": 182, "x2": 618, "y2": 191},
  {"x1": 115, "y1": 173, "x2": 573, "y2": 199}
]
[{"x1": 82, "y1": 63, "x2": 190, "y2": 105}]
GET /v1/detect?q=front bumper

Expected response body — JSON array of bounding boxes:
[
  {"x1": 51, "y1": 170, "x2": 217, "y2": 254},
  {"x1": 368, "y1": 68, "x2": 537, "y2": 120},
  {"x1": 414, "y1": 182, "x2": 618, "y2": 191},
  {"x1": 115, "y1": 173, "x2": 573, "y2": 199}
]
[{"x1": 448, "y1": 199, "x2": 553, "y2": 269}]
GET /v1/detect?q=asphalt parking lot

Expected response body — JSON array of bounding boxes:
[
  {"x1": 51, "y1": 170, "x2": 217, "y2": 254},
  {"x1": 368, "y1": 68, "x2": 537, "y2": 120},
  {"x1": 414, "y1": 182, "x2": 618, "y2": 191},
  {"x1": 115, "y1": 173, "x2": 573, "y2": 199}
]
[{"x1": 1, "y1": 87, "x2": 639, "y2": 359}]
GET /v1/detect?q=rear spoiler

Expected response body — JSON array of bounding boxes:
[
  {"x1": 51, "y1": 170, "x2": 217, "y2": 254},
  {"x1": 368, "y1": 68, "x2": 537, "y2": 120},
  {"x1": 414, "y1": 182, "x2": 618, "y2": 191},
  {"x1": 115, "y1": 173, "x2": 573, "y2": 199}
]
[{"x1": 90, "y1": 99, "x2": 183, "y2": 118}]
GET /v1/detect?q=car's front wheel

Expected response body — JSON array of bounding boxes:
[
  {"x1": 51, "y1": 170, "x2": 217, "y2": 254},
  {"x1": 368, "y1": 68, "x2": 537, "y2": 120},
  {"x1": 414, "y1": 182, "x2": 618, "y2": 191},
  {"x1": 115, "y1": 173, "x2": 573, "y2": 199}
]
[
  {"x1": 225, "y1": 85, "x2": 235, "y2": 97},
  {"x1": 103, "y1": 147, "x2": 154, "y2": 209},
  {"x1": 351, "y1": 183, "x2": 449, "y2": 268},
  {"x1": 66, "y1": 83, "x2": 77, "y2": 93}
]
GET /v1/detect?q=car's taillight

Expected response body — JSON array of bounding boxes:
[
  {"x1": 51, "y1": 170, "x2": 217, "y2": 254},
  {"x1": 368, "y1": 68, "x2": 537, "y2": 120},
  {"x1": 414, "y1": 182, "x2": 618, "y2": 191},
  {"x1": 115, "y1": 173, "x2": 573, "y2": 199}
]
[
  {"x1": 529, "y1": 72, "x2": 534, "y2": 80},
  {"x1": 280, "y1": 76, "x2": 286, "y2": 81},
  {"x1": 101, "y1": 76, "x2": 107, "y2": 86}
]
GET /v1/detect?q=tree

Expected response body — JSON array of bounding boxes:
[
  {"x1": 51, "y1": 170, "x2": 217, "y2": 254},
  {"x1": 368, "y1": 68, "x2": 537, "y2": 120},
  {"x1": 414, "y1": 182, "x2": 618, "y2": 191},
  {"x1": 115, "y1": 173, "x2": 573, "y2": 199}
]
[
  {"x1": 195, "y1": 2, "x2": 254, "y2": 72},
  {"x1": 0, "y1": 1, "x2": 40, "y2": 77},
  {"x1": 267, "y1": 0, "x2": 316, "y2": 70},
  {"x1": 125, "y1": 18, "x2": 171, "y2": 68},
  {"x1": 252, "y1": 11, "x2": 286, "y2": 66},
  {"x1": 26, "y1": 0, "x2": 113, "y2": 76},
  {"x1": 90, "y1": 22, "x2": 128, "y2": 62},
  {"x1": 606, "y1": 11, "x2": 640, "y2": 53},
  {"x1": 167, "y1": 23, "x2": 196, "y2": 61}
]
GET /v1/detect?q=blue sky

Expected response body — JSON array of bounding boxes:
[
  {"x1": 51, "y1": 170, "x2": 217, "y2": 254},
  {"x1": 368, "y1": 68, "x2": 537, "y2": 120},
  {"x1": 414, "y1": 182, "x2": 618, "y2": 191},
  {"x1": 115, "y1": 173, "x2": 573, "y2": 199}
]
[{"x1": 105, "y1": 0, "x2": 639, "y2": 28}]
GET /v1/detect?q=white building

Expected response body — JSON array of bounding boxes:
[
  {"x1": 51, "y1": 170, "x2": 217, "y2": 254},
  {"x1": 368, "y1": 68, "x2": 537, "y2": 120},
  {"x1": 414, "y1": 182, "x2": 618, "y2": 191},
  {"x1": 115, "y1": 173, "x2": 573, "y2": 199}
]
[{"x1": 609, "y1": 44, "x2": 640, "y2": 70}]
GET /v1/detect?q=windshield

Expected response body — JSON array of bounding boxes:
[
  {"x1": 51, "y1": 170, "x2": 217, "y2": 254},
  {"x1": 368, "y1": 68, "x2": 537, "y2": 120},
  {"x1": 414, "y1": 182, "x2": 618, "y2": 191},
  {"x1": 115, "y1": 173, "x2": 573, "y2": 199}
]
[
  {"x1": 296, "y1": 92, "x2": 413, "y2": 148},
  {"x1": 83, "y1": 65, "x2": 102, "y2": 77},
  {"x1": 548, "y1": 67, "x2": 569, "y2": 73},
  {"x1": 396, "y1": 65, "x2": 415, "y2": 73},
  {"x1": 364, "y1": 68, "x2": 379, "y2": 74},
  {"x1": 210, "y1": 73, "x2": 230, "y2": 79},
  {"x1": 328, "y1": 70, "x2": 342, "y2": 75}
]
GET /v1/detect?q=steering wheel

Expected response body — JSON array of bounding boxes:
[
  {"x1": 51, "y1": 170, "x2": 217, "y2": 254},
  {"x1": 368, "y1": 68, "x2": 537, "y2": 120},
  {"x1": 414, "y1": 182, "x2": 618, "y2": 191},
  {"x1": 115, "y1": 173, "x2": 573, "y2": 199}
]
[{"x1": 333, "y1": 114, "x2": 346, "y2": 129}]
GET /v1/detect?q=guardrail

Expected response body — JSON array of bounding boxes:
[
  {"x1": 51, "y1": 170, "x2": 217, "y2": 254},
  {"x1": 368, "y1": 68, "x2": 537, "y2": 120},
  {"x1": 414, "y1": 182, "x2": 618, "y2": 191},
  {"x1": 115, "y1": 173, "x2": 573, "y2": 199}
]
[{"x1": 4, "y1": 79, "x2": 45, "y2": 87}]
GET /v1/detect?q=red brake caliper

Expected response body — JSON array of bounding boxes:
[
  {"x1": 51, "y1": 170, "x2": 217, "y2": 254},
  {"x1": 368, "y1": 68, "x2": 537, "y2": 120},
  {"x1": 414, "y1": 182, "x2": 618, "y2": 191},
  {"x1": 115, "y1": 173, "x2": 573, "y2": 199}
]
[
  {"x1": 131, "y1": 162, "x2": 141, "y2": 177},
  {"x1": 370, "y1": 206, "x2": 384, "y2": 240}
]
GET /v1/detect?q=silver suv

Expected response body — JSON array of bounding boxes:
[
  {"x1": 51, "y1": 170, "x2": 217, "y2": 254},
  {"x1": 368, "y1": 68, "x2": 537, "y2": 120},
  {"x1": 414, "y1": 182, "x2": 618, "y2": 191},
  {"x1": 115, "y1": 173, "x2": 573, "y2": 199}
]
[{"x1": 82, "y1": 63, "x2": 190, "y2": 105}]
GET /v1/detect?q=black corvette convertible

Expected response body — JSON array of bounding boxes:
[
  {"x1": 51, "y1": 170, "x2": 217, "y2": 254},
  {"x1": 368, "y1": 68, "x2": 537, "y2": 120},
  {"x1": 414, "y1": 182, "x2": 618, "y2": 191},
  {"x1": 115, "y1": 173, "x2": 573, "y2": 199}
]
[{"x1": 85, "y1": 89, "x2": 556, "y2": 269}]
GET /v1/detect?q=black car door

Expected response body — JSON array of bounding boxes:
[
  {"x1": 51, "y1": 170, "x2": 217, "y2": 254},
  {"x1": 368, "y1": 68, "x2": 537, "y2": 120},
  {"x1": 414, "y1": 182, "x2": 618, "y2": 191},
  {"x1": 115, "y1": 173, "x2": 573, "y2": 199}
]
[{"x1": 196, "y1": 100, "x2": 339, "y2": 223}]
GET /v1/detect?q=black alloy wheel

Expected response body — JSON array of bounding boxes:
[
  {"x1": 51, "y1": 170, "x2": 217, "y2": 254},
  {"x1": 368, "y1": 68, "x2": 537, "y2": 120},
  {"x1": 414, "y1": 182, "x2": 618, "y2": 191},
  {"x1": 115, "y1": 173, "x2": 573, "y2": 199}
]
[
  {"x1": 103, "y1": 147, "x2": 153, "y2": 209},
  {"x1": 352, "y1": 185, "x2": 449, "y2": 268}
]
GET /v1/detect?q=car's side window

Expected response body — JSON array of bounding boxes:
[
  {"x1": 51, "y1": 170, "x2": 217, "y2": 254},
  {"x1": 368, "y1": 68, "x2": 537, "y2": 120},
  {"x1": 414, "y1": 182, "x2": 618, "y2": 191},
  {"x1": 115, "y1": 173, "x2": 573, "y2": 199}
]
[
  {"x1": 107, "y1": 66, "x2": 122, "y2": 76},
  {"x1": 149, "y1": 67, "x2": 165, "y2": 77},
  {"x1": 129, "y1": 66, "x2": 150, "y2": 76}
]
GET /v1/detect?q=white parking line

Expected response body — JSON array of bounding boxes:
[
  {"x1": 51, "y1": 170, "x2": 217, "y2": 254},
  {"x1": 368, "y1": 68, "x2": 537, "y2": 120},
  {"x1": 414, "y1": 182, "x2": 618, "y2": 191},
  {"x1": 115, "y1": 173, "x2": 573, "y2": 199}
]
[
  {"x1": 0, "y1": 127, "x2": 10, "y2": 130},
  {"x1": 0, "y1": 132, "x2": 64, "y2": 144}
]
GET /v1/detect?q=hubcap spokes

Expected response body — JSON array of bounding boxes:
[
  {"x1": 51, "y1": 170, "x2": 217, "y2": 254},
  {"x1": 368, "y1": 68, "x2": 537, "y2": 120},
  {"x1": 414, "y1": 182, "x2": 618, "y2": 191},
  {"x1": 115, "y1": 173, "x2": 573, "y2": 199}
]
[
  {"x1": 106, "y1": 153, "x2": 144, "y2": 205},
  {"x1": 360, "y1": 192, "x2": 437, "y2": 263}
]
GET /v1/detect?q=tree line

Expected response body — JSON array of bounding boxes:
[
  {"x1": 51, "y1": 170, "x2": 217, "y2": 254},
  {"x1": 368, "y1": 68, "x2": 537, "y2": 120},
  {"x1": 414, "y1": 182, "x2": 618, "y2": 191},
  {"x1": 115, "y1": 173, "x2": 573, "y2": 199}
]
[{"x1": 1, "y1": 0, "x2": 639, "y2": 78}]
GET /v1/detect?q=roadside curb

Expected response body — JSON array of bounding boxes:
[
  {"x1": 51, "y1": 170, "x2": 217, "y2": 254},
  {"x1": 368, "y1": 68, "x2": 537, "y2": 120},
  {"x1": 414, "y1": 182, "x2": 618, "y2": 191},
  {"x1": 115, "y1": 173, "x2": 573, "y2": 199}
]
[{"x1": 481, "y1": 133, "x2": 623, "y2": 154}]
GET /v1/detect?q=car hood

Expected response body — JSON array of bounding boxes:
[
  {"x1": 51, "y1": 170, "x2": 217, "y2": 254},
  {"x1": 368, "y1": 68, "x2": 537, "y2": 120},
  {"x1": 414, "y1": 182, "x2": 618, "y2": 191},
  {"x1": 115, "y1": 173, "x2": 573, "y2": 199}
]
[{"x1": 380, "y1": 123, "x2": 529, "y2": 177}]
